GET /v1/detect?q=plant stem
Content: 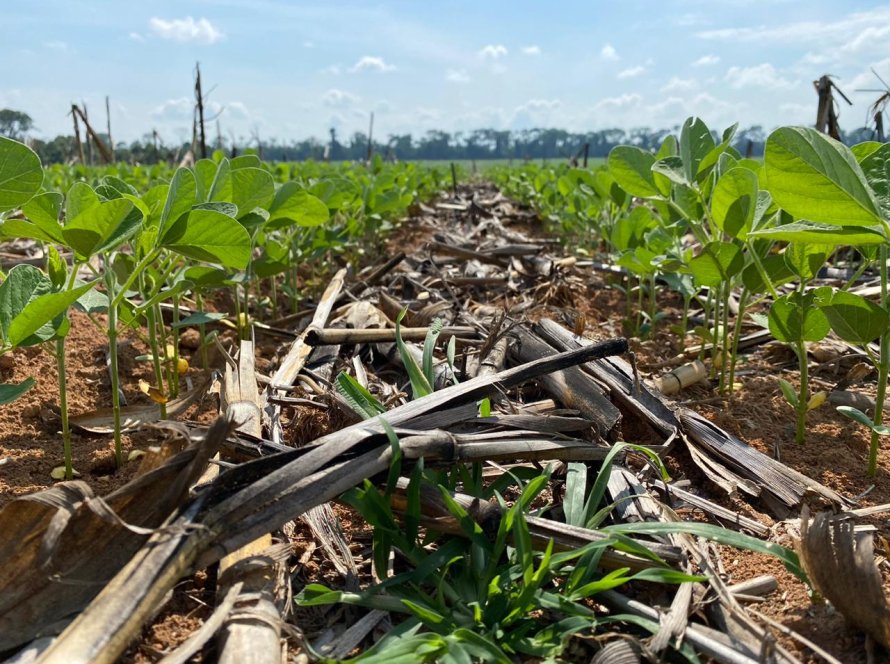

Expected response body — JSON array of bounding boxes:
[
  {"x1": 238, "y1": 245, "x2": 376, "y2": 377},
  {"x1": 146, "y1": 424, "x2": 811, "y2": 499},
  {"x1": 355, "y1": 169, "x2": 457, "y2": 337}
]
[
  {"x1": 719, "y1": 281, "x2": 732, "y2": 393},
  {"x1": 648, "y1": 272, "x2": 658, "y2": 339},
  {"x1": 171, "y1": 295, "x2": 181, "y2": 399},
  {"x1": 869, "y1": 245, "x2": 890, "y2": 475},
  {"x1": 110, "y1": 249, "x2": 159, "y2": 311},
  {"x1": 795, "y1": 339, "x2": 808, "y2": 445},
  {"x1": 56, "y1": 263, "x2": 83, "y2": 479},
  {"x1": 727, "y1": 289, "x2": 750, "y2": 397},
  {"x1": 56, "y1": 337, "x2": 73, "y2": 479},
  {"x1": 195, "y1": 290, "x2": 209, "y2": 370},
  {"x1": 142, "y1": 274, "x2": 167, "y2": 419},
  {"x1": 104, "y1": 259, "x2": 123, "y2": 467}
]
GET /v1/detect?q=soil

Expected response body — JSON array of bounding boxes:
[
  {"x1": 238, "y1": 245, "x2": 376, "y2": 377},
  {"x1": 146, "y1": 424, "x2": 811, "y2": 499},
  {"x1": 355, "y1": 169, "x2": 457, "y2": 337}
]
[{"x1": 4, "y1": 183, "x2": 890, "y2": 663}]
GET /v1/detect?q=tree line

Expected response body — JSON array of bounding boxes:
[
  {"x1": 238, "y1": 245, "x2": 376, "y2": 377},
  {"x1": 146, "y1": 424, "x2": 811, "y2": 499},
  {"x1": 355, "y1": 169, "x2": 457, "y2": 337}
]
[{"x1": 0, "y1": 108, "x2": 880, "y2": 165}]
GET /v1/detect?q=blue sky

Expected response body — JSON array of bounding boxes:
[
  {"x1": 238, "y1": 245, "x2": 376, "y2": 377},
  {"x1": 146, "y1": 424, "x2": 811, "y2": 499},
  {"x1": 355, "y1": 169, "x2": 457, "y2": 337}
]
[{"x1": 4, "y1": 1, "x2": 890, "y2": 144}]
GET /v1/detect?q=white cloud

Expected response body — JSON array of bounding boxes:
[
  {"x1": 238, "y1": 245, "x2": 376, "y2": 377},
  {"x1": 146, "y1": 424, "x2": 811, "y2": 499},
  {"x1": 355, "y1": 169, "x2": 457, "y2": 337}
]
[
  {"x1": 478, "y1": 44, "x2": 508, "y2": 59},
  {"x1": 601, "y1": 43, "x2": 619, "y2": 61},
  {"x1": 516, "y1": 98, "x2": 560, "y2": 112},
  {"x1": 696, "y1": 6, "x2": 890, "y2": 55},
  {"x1": 595, "y1": 93, "x2": 643, "y2": 110},
  {"x1": 446, "y1": 69, "x2": 471, "y2": 83},
  {"x1": 661, "y1": 77, "x2": 698, "y2": 93},
  {"x1": 43, "y1": 40, "x2": 69, "y2": 51},
  {"x1": 321, "y1": 65, "x2": 342, "y2": 75},
  {"x1": 148, "y1": 16, "x2": 224, "y2": 44},
  {"x1": 349, "y1": 56, "x2": 396, "y2": 73},
  {"x1": 692, "y1": 54, "x2": 720, "y2": 67},
  {"x1": 617, "y1": 66, "x2": 645, "y2": 79},
  {"x1": 725, "y1": 63, "x2": 794, "y2": 90},
  {"x1": 128, "y1": 32, "x2": 145, "y2": 42},
  {"x1": 322, "y1": 88, "x2": 360, "y2": 107},
  {"x1": 225, "y1": 101, "x2": 250, "y2": 119},
  {"x1": 151, "y1": 97, "x2": 193, "y2": 119},
  {"x1": 521, "y1": 45, "x2": 541, "y2": 55}
]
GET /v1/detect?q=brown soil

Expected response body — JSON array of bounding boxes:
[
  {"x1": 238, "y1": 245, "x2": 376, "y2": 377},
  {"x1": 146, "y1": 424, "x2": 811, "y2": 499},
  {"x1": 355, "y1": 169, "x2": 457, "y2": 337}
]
[{"x1": 5, "y1": 186, "x2": 890, "y2": 663}]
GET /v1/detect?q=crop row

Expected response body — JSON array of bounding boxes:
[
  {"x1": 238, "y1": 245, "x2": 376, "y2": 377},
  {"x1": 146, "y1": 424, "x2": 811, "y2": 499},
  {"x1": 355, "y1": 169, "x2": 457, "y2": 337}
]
[
  {"x1": 0, "y1": 140, "x2": 447, "y2": 479},
  {"x1": 493, "y1": 118, "x2": 890, "y2": 475}
]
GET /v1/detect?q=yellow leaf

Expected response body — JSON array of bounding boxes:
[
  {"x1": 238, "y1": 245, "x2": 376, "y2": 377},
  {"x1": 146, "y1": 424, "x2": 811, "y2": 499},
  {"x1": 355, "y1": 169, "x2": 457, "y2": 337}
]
[
  {"x1": 807, "y1": 390, "x2": 827, "y2": 411},
  {"x1": 128, "y1": 449, "x2": 146, "y2": 462},
  {"x1": 177, "y1": 357, "x2": 189, "y2": 375},
  {"x1": 165, "y1": 343, "x2": 176, "y2": 359},
  {"x1": 139, "y1": 379, "x2": 168, "y2": 404},
  {"x1": 51, "y1": 465, "x2": 80, "y2": 480}
]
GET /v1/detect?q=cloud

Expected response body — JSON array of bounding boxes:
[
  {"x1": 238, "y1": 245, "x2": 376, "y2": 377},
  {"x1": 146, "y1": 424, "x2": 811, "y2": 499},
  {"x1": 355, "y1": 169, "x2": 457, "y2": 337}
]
[
  {"x1": 128, "y1": 32, "x2": 145, "y2": 43},
  {"x1": 446, "y1": 69, "x2": 470, "y2": 83},
  {"x1": 225, "y1": 101, "x2": 250, "y2": 119},
  {"x1": 515, "y1": 98, "x2": 560, "y2": 112},
  {"x1": 521, "y1": 45, "x2": 541, "y2": 55},
  {"x1": 148, "y1": 16, "x2": 224, "y2": 44},
  {"x1": 617, "y1": 66, "x2": 645, "y2": 79},
  {"x1": 349, "y1": 56, "x2": 396, "y2": 73},
  {"x1": 478, "y1": 44, "x2": 508, "y2": 59},
  {"x1": 692, "y1": 54, "x2": 719, "y2": 67},
  {"x1": 725, "y1": 63, "x2": 794, "y2": 90},
  {"x1": 321, "y1": 65, "x2": 342, "y2": 75},
  {"x1": 595, "y1": 93, "x2": 643, "y2": 110},
  {"x1": 151, "y1": 97, "x2": 193, "y2": 120},
  {"x1": 44, "y1": 40, "x2": 69, "y2": 51},
  {"x1": 601, "y1": 43, "x2": 619, "y2": 61},
  {"x1": 696, "y1": 6, "x2": 890, "y2": 55},
  {"x1": 303, "y1": 40, "x2": 315, "y2": 48},
  {"x1": 322, "y1": 88, "x2": 360, "y2": 107},
  {"x1": 661, "y1": 77, "x2": 698, "y2": 93}
]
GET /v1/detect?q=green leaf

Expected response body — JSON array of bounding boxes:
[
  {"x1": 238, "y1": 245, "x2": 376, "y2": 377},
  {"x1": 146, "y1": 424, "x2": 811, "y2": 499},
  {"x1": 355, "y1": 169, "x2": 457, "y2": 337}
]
[
  {"x1": 335, "y1": 371, "x2": 386, "y2": 420},
  {"x1": 711, "y1": 167, "x2": 757, "y2": 239},
  {"x1": 749, "y1": 221, "x2": 887, "y2": 246},
  {"x1": 22, "y1": 192, "x2": 64, "y2": 242},
  {"x1": 688, "y1": 241, "x2": 744, "y2": 287},
  {"x1": 62, "y1": 198, "x2": 139, "y2": 259},
  {"x1": 396, "y1": 308, "x2": 433, "y2": 398},
  {"x1": 778, "y1": 378, "x2": 799, "y2": 408},
  {"x1": 231, "y1": 167, "x2": 274, "y2": 214},
  {"x1": 46, "y1": 245, "x2": 67, "y2": 289},
  {"x1": 171, "y1": 311, "x2": 228, "y2": 328},
  {"x1": 768, "y1": 292, "x2": 829, "y2": 343},
  {"x1": 679, "y1": 117, "x2": 715, "y2": 183},
  {"x1": 852, "y1": 141, "x2": 884, "y2": 163},
  {"x1": 7, "y1": 280, "x2": 95, "y2": 346},
  {"x1": 764, "y1": 127, "x2": 882, "y2": 226},
  {"x1": 159, "y1": 168, "x2": 197, "y2": 239},
  {"x1": 741, "y1": 255, "x2": 794, "y2": 294},
  {"x1": 0, "y1": 264, "x2": 51, "y2": 343},
  {"x1": 0, "y1": 136, "x2": 42, "y2": 213},
  {"x1": 268, "y1": 182, "x2": 330, "y2": 227},
  {"x1": 820, "y1": 290, "x2": 890, "y2": 344},
  {"x1": 160, "y1": 209, "x2": 251, "y2": 269},
  {"x1": 66, "y1": 181, "x2": 99, "y2": 221},
  {"x1": 836, "y1": 405, "x2": 873, "y2": 427},
  {"x1": 607, "y1": 146, "x2": 660, "y2": 198},
  {"x1": 859, "y1": 142, "x2": 890, "y2": 218},
  {"x1": 652, "y1": 156, "x2": 687, "y2": 186},
  {"x1": 0, "y1": 377, "x2": 35, "y2": 405},
  {"x1": 784, "y1": 243, "x2": 829, "y2": 280}
]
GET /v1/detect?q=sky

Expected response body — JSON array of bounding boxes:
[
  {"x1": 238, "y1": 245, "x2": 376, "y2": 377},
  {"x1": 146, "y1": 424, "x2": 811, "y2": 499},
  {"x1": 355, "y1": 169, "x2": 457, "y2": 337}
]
[{"x1": 4, "y1": 1, "x2": 890, "y2": 145}]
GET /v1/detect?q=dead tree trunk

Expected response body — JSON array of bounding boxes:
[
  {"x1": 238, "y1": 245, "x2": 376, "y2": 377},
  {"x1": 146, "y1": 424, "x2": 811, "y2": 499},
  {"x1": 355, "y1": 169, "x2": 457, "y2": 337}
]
[
  {"x1": 105, "y1": 96, "x2": 114, "y2": 162},
  {"x1": 814, "y1": 75, "x2": 852, "y2": 141},
  {"x1": 71, "y1": 104, "x2": 85, "y2": 164},
  {"x1": 195, "y1": 62, "x2": 207, "y2": 159}
]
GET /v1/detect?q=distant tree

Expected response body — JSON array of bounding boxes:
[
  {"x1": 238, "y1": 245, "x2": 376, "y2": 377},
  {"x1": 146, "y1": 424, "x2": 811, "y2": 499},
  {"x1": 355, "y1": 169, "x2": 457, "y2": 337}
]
[{"x1": 0, "y1": 109, "x2": 34, "y2": 140}]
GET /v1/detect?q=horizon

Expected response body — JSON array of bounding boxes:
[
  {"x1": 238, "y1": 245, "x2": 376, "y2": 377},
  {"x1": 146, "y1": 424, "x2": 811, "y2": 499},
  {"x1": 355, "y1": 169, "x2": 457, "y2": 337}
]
[{"x1": 4, "y1": 1, "x2": 890, "y2": 145}]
